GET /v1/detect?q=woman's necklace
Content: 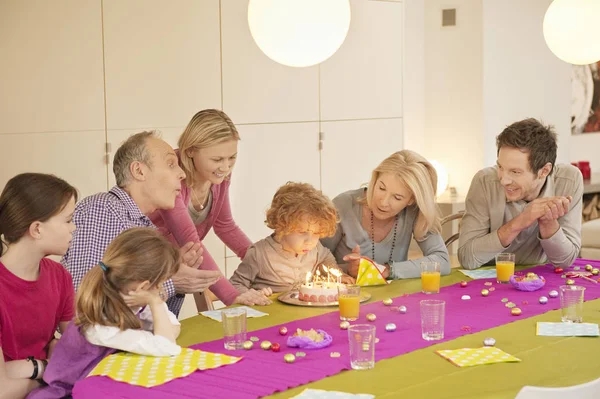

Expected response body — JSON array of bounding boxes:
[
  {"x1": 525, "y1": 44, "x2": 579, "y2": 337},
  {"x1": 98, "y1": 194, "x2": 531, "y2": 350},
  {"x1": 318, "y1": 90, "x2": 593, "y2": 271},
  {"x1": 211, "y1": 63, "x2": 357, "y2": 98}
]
[
  {"x1": 370, "y1": 210, "x2": 398, "y2": 266},
  {"x1": 191, "y1": 185, "x2": 210, "y2": 211}
]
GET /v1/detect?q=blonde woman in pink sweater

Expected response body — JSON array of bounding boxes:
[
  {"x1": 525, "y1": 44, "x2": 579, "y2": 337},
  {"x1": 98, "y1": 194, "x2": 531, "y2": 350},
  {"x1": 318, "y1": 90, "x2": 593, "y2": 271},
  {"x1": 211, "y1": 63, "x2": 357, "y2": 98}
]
[{"x1": 150, "y1": 110, "x2": 271, "y2": 312}]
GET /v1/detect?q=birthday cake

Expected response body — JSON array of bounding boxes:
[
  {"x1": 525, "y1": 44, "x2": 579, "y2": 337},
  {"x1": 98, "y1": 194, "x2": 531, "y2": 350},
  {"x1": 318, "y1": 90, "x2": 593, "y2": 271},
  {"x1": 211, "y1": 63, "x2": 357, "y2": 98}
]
[{"x1": 299, "y1": 282, "x2": 341, "y2": 303}]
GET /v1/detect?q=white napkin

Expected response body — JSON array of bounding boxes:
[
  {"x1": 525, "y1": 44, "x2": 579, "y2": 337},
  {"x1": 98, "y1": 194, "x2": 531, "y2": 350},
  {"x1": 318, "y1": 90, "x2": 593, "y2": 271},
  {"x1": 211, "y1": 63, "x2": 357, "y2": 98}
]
[{"x1": 199, "y1": 306, "x2": 269, "y2": 322}]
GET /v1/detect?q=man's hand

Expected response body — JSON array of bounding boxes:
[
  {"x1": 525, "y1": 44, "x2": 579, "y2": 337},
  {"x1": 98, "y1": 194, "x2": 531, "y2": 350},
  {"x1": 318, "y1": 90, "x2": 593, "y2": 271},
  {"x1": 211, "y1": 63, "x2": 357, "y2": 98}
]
[
  {"x1": 520, "y1": 196, "x2": 572, "y2": 227},
  {"x1": 234, "y1": 289, "x2": 272, "y2": 306},
  {"x1": 498, "y1": 196, "x2": 572, "y2": 247},
  {"x1": 343, "y1": 245, "x2": 362, "y2": 277},
  {"x1": 539, "y1": 196, "x2": 572, "y2": 222},
  {"x1": 180, "y1": 242, "x2": 204, "y2": 269},
  {"x1": 172, "y1": 267, "x2": 221, "y2": 294}
]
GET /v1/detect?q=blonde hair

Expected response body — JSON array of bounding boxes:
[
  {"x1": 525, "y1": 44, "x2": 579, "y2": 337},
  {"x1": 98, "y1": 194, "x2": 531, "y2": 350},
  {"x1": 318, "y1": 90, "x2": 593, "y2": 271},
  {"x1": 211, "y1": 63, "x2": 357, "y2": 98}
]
[
  {"x1": 266, "y1": 182, "x2": 338, "y2": 239},
  {"x1": 365, "y1": 150, "x2": 441, "y2": 240},
  {"x1": 75, "y1": 228, "x2": 180, "y2": 331},
  {"x1": 178, "y1": 109, "x2": 240, "y2": 187}
]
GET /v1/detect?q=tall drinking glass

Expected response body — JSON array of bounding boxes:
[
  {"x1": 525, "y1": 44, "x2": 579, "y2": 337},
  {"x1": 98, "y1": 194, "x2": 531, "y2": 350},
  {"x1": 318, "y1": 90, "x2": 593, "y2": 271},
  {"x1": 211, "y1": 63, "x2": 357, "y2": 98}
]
[
  {"x1": 559, "y1": 285, "x2": 585, "y2": 323},
  {"x1": 348, "y1": 324, "x2": 376, "y2": 370},
  {"x1": 421, "y1": 261, "x2": 441, "y2": 294},
  {"x1": 222, "y1": 308, "x2": 247, "y2": 350},
  {"x1": 420, "y1": 299, "x2": 445, "y2": 341},
  {"x1": 338, "y1": 284, "x2": 360, "y2": 321},
  {"x1": 495, "y1": 253, "x2": 515, "y2": 284}
]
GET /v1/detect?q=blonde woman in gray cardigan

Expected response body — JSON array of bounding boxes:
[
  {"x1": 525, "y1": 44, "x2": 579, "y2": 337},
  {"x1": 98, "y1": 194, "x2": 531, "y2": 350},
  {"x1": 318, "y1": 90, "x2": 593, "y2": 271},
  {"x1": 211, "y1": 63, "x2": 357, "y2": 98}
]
[{"x1": 321, "y1": 150, "x2": 450, "y2": 279}]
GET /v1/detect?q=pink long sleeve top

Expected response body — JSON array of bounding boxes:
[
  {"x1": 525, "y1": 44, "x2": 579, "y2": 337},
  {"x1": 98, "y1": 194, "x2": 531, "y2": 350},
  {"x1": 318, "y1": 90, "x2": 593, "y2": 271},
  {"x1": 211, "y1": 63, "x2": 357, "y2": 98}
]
[{"x1": 150, "y1": 170, "x2": 251, "y2": 306}]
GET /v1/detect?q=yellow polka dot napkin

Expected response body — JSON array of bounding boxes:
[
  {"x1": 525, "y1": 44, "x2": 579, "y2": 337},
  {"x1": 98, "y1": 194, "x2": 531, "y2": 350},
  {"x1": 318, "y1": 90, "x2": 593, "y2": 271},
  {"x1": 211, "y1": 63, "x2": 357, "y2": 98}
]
[
  {"x1": 436, "y1": 347, "x2": 521, "y2": 367},
  {"x1": 88, "y1": 348, "x2": 242, "y2": 387},
  {"x1": 356, "y1": 257, "x2": 389, "y2": 286}
]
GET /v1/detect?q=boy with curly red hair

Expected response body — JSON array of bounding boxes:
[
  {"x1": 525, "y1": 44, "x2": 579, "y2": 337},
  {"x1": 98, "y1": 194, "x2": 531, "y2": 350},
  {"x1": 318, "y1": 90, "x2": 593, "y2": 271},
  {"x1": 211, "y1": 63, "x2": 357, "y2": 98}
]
[{"x1": 230, "y1": 182, "x2": 353, "y2": 293}]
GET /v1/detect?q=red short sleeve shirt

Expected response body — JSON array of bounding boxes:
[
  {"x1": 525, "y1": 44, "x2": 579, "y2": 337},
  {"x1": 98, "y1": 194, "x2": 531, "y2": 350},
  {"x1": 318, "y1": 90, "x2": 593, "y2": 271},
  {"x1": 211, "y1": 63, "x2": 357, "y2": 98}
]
[{"x1": 0, "y1": 258, "x2": 75, "y2": 361}]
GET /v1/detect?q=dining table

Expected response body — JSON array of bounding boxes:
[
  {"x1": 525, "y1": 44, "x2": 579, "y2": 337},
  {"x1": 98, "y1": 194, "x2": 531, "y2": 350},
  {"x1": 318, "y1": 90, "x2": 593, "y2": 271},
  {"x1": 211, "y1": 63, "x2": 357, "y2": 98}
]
[{"x1": 74, "y1": 259, "x2": 600, "y2": 399}]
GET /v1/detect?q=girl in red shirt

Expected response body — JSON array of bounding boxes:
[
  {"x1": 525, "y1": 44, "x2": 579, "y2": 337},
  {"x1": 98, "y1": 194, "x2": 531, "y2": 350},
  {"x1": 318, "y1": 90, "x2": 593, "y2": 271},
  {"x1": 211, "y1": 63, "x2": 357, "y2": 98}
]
[{"x1": 0, "y1": 173, "x2": 77, "y2": 399}]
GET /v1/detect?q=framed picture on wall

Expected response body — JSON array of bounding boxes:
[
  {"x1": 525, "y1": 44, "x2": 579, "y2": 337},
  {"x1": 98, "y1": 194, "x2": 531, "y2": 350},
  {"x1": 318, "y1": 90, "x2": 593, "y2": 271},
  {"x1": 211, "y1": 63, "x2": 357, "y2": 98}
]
[{"x1": 572, "y1": 62, "x2": 600, "y2": 135}]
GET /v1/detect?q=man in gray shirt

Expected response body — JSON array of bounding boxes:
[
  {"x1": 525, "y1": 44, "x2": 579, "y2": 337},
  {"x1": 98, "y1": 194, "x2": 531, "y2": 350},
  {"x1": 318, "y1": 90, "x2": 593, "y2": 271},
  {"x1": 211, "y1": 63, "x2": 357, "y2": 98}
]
[{"x1": 458, "y1": 118, "x2": 583, "y2": 269}]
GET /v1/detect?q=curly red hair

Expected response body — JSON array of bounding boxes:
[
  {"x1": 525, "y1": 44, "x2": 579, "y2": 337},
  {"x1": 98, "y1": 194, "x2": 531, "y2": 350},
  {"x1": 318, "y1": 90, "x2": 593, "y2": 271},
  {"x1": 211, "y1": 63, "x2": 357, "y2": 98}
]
[{"x1": 266, "y1": 182, "x2": 338, "y2": 238}]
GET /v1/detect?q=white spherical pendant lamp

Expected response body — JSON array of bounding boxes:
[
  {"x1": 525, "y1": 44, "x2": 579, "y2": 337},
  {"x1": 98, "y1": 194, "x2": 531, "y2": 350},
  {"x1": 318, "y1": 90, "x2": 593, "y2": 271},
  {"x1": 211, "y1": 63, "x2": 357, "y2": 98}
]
[
  {"x1": 543, "y1": 0, "x2": 600, "y2": 65},
  {"x1": 248, "y1": 0, "x2": 351, "y2": 68}
]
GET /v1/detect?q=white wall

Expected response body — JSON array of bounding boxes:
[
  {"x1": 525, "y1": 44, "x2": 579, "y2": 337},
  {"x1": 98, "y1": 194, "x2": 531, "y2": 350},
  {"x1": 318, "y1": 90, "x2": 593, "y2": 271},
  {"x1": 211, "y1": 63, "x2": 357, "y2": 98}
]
[
  {"x1": 482, "y1": 0, "x2": 571, "y2": 168},
  {"x1": 414, "y1": 0, "x2": 597, "y2": 196},
  {"x1": 0, "y1": 0, "x2": 107, "y2": 198},
  {"x1": 402, "y1": 0, "x2": 425, "y2": 155},
  {"x1": 422, "y1": 0, "x2": 484, "y2": 196}
]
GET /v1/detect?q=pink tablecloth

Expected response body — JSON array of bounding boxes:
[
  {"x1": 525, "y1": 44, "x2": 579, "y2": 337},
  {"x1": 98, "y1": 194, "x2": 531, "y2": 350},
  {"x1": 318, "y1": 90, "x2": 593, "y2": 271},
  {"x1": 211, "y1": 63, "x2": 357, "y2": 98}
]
[{"x1": 74, "y1": 259, "x2": 600, "y2": 398}]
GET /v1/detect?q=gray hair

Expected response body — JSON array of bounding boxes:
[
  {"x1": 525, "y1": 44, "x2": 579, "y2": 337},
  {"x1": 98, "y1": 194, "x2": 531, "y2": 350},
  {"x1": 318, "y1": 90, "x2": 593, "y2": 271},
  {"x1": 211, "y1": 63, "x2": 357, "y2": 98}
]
[{"x1": 113, "y1": 131, "x2": 157, "y2": 187}]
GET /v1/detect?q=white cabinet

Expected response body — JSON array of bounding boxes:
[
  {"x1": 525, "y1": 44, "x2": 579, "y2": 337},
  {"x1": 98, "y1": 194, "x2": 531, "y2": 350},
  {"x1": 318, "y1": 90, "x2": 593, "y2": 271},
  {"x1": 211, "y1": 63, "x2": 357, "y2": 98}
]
[
  {"x1": 220, "y1": 0, "x2": 319, "y2": 124},
  {"x1": 320, "y1": 119, "x2": 403, "y2": 199},
  {"x1": 228, "y1": 122, "x2": 321, "y2": 251},
  {"x1": 102, "y1": 0, "x2": 221, "y2": 130},
  {"x1": 320, "y1": 0, "x2": 404, "y2": 121},
  {"x1": 0, "y1": 0, "x2": 105, "y2": 134},
  {"x1": 0, "y1": 131, "x2": 107, "y2": 199}
]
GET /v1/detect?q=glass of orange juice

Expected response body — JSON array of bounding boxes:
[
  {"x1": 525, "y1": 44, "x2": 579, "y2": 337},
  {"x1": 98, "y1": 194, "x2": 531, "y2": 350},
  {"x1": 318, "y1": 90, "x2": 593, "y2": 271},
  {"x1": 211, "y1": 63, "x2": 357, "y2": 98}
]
[
  {"x1": 495, "y1": 252, "x2": 515, "y2": 283},
  {"x1": 338, "y1": 284, "x2": 361, "y2": 321},
  {"x1": 421, "y1": 261, "x2": 441, "y2": 294}
]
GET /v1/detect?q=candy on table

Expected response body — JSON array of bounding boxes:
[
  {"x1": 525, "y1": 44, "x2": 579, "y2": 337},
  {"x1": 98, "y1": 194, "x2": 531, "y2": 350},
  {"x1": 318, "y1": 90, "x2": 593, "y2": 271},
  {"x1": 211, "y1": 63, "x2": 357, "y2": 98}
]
[
  {"x1": 539, "y1": 296, "x2": 548, "y2": 304},
  {"x1": 279, "y1": 326, "x2": 288, "y2": 336},
  {"x1": 585, "y1": 264, "x2": 593, "y2": 272},
  {"x1": 260, "y1": 341, "x2": 272, "y2": 350},
  {"x1": 461, "y1": 295, "x2": 471, "y2": 300},
  {"x1": 242, "y1": 341, "x2": 254, "y2": 350},
  {"x1": 460, "y1": 281, "x2": 468, "y2": 287},
  {"x1": 271, "y1": 343, "x2": 281, "y2": 352},
  {"x1": 366, "y1": 313, "x2": 377, "y2": 322},
  {"x1": 483, "y1": 337, "x2": 496, "y2": 347},
  {"x1": 382, "y1": 298, "x2": 393, "y2": 306},
  {"x1": 339, "y1": 321, "x2": 350, "y2": 330},
  {"x1": 554, "y1": 268, "x2": 563, "y2": 274},
  {"x1": 385, "y1": 323, "x2": 397, "y2": 332},
  {"x1": 481, "y1": 289, "x2": 489, "y2": 297},
  {"x1": 511, "y1": 308, "x2": 522, "y2": 316},
  {"x1": 284, "y1": 354, "x2": 296, "y2": 363},
  {"x1": 548, "y1": 290, "x2": 559, "y2": 298},
  {"x1": 250, "y1": 336, "x2": 259, "y2": 342}
]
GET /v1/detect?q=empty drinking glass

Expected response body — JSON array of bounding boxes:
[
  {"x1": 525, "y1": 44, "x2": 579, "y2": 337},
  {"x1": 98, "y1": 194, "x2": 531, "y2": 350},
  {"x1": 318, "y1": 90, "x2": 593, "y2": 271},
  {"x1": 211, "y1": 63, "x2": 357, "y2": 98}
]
[
  {"x1": 348, "y1": 324, "x2": 376, "y2": 370},
  {"x1": 222, "y1": 308, "x2": 247, "y2": 350},
  {"x1": 559, "y1": 285, "x2": 585, "y2": 323},
  {"x1": 420, "y1": 299, "x2": 445, "y2": 341}
]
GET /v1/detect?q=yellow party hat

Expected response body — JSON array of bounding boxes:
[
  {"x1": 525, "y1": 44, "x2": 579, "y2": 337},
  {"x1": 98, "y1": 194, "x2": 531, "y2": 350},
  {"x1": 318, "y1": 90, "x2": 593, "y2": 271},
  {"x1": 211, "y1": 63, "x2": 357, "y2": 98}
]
[{"x1": 355, "y1": 256, "x2": 389, "y2": 286}]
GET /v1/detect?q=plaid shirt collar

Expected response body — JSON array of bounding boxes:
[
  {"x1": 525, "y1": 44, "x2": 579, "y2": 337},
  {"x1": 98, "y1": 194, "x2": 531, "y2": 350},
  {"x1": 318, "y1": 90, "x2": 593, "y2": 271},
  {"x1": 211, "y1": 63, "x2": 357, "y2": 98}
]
[{"x1": 108, "y1": 186, "x2": 152, "y2": 225}]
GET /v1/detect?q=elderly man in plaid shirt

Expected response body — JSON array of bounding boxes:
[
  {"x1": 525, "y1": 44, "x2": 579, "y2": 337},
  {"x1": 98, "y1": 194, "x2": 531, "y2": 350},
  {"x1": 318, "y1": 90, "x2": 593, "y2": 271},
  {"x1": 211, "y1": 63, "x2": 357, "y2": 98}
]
[{"x1": 62, "y1": 131, "x2": 221, "y2": 315}]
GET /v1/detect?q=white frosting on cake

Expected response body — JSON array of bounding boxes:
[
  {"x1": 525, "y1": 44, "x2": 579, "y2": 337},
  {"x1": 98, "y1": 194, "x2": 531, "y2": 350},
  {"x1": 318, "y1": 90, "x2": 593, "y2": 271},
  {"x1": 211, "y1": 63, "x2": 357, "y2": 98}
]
[{"x1": 299, "y1": 282, "x2": 341, "y2": 303}]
